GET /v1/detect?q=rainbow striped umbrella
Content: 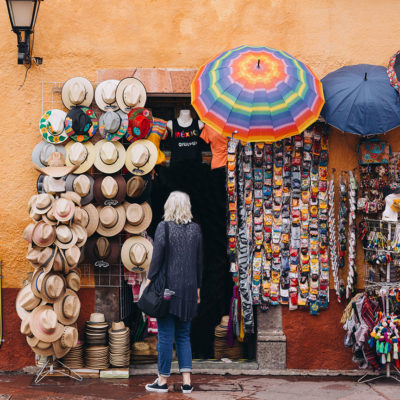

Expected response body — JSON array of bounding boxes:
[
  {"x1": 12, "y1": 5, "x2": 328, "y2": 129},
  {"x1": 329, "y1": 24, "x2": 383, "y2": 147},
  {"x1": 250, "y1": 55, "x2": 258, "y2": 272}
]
[{"x1": 191, "y1": 45, "x2": 324, "y2": 142}]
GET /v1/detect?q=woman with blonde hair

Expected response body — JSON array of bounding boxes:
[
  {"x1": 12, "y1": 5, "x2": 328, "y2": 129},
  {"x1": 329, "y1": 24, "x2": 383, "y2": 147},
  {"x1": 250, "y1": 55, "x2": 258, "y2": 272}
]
[{"x1": 145, "y1": 191, "x2": 203, "y2": 394}]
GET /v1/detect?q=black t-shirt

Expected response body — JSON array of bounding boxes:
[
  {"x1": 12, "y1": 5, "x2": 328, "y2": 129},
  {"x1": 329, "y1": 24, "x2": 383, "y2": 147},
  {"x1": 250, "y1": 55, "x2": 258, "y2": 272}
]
[{"x1": 170, "y1": 118, "x2": 202, "y2": 165}]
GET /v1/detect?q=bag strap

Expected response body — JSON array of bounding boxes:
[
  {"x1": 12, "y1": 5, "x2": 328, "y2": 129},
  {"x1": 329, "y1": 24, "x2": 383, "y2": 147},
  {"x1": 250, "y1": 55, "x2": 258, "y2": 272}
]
[{"x1": 164, "y1": 222, "x2": 170, "y2": 282}]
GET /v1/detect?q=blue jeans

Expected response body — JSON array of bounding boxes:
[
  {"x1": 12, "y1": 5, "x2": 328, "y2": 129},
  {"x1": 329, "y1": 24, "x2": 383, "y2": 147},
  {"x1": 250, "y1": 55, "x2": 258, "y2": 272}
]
[{"x1": 157, "y1": 313, "x2": 192, "y2": 377}]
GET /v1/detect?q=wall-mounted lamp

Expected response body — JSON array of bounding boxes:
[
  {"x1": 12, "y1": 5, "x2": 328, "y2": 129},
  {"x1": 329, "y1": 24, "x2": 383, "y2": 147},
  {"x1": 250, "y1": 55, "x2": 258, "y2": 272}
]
[{"x1": 6, "y1": 0, "x2": 43, "y2": 65}]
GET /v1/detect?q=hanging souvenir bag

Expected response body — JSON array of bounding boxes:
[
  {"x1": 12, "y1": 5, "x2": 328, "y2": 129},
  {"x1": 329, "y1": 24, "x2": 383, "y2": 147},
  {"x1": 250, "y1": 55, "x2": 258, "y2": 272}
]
[
  {"x1": 358, "y1": 138, "x2": 392, "y2": 165},
  {"x1": 138, "y1": 223, "x2": 171, "y2": 318}
]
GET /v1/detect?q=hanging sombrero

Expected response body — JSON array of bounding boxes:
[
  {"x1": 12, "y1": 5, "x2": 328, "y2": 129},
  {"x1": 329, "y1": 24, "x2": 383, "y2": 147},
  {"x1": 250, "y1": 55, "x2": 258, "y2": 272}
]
[
  {"x1": 126, "y1": 108, "x2": 153, "y2": 143},
  {"x1": 387, "y1": 50, "x2": 400, "y2": 93}
]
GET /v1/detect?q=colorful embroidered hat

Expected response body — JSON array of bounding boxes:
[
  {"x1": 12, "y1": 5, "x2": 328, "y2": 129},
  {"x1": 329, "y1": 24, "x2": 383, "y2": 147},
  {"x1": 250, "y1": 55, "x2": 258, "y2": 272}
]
[
  {"x1": 121, "y1": 236, "x2": 153, "y2": 272},
  {"x1": 94, "y1": 140, "x2": 126, "y2": 174},
  {"x1": 39, "y1": 109, "x2": 68, "y2": 144},
  {"x1": 388, "y1": 50, "x2": 400, "y2": 93},
  {"x1": 95, "y1": 79, "x2": 119, "y2": 112},
  {"x1": 65, "y1": 106, "x2": 98, "y2": 142},
  {"x1": 125, "y1": 139, "x2": 157, "y2": 176},
  {"x1": 65, "y1": 141, "x2": 95, "y2": 174},
  {"x1": 61, "y1": 77, "x2": 94, "y2": 110},
  {"x1": 126, "y1": 107, "x2": 153, "y2": 143},
  {"x1": 93, "y1": 175, "x2": 127, "y2": 206},
  {"x1": 116, "y1": 77, "x2": 147, "y2": 114},
  {"x1": 98, "y1": 110, "x2": 128, "y2": 141}
]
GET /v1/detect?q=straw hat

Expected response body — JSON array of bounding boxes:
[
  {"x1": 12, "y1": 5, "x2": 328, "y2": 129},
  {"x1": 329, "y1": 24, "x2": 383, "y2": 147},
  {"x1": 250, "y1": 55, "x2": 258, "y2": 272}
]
[
  {"x1": 61, "y1": 77, "x2": 94, "y2": 109},
  {"x1": 121, "y1": 236, "x2": 153, "y2": 272},
  {"x1": 26, "y1": 245, "x2": 43, "y2": 268},
  {"x1": 20, "y1": 314, "x2": 33, "y2": 336},
  {"x1": 30, "y1": 305, "x2": 64, "y2": 343},
  {"x1": 53, "y1": 326, "x2": 79, "y2": 359},
  {"x1": 95, "y1": 79, "x2": 119, "y2": 112},
  {"x1": 54, "y1": 289, "x2": 81, "y2": 325},
  {"x1": 123, "y1": 202, "x2": 152, "y2": 234},
  {"x1": 65, "y1": 141, "x2": 95, "y2": 174},
  {"x1": 93, "y1": 175, "x2": 127, "y2": 206},
  {"x1": 86, "y1": 236, "x2": 120, "y2": 266},
  {"x1": 36, "y1": 246, "x2": 57, "y2": 272},
  {"x1": 66, "y1": 270, "x2": 81, "y2": 291},
  {"x1": 116, "y1": 77, "x2": 147, "y2": 114},
  {"x1": 94, "y1": 140, "x2": 126, "y2": 174},
  {"x1": 108, "y1": 321, "x2": 129, "y2": 335},
  {"x1": 126, "y1": 107, "x2": 153, "y2": 143},
  {"x1": 72, "y1": 223, "x2": 87, "y2": 248},
  {"x1": 98, "y1": 110, "x2": 128, "y2": 141},
  {"x1": 32, "y1": 141, "x2": 66, "y2": 168},
  {"x1": 65, "y1": 173, "x2": 94, "y2": 205},
  {"x1": 30, "y1": 338, "x2": 54, "y2": 356},
  {"x1": 52, "y1": 248, "x2": 69, "y2": 274},
  {"x1": 55, "y1": 225, "x2": 78, "y2": 249},
  {"x1": 22, "y1": 222, "x2": 36, "y2": 244},
  {"x1": 53, "y1": 198, "x2": 76, "y2": 223},
  {"x1": 31, "y1": 193, "x2": 54, "y2": 215},
  {"x1": 40, "y1": 272, "x2": 66, "y2": 303},
  {"x1": 35, "y1": 152, "x2": 78, "y2": 178},
  {"x1": 28, "y1": 195, "x2": 41, "y2": 221},
  {"x1": 32, "y1": 221, "x2": 56, "y2": 248},
  {"x1": 31, "y1": 268, "x2": 48, "y2": 298},
  {"x1": 125, "y1": 139, "x2": 157, "y2": 176},
  {"x1": 125, "y1": 175, "x2": 151, "y2": 204},
  {"x1": 61, "y1": 191, "x2": 82, "y2": 206},
  {"x1": 82, "y1": 204, "x2": 99, "y2": 237},
  {"x1": 89, "y1": 313, "x2": 105, "y2": 323},
  {"x1": 39, "y1": 109, "x2": 68, "y2": 144},
  {"x1": 16, "y1": 284, "x2": 42, "y2": 320},
  {"x1": 37, "y1": 175, "x2": 66, "y2": 195},
  {"x1": 96, "y1": 205, "x2": 126, "y2": 237}
]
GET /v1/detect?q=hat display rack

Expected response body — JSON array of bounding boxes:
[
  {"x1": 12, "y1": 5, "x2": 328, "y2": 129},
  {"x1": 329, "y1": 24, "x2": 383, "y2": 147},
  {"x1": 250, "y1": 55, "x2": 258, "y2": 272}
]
[
  {"x1": 226, "y1": 122, "x2": 332, "y2": 337},
  {"x1": 17, "y1": 77, "x2": 170, "y2": 380}
]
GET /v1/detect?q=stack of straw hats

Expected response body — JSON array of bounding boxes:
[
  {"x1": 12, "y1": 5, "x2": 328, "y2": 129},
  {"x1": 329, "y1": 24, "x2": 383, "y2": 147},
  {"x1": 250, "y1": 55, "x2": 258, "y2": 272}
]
[
  {"x1": 108, "y1": 321, "x2": 130, "y2": 367},
  {"x1": 85, "y1": 345, "x2": 109, "y2": 370},
  {"x1": 131, "y1": 336, "x2": 158, "y2": 364},
  {"x1": 214, "y1": 316, "x2": 243, "y2": 360},
  {"x1": 85, "y1": 313, "x2": 108, "y2": 346},
  {"x1": 60, "y1": 340, "x2": 84, "y2": 369}
]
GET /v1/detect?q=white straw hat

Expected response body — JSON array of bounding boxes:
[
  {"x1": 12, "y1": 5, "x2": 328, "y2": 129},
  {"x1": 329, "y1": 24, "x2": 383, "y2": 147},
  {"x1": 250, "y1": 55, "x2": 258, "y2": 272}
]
[
  {"x1": 95, "y1": 79, "x2": 120, "y2": 112},
  {"x1": 115, "y1": 77, "x2": 147, "y2": 114},
  {"x1": 65, "y1": 141, "x2": 95, "y2": 174},
  {"x1": 125, "y1": 140, "x2": 157, "y2": 176},
  {"x1": 61, "y1": 77, "x2": 94, "y2": 109},
  {"x1": 94, "y1": 140, "x2": 126, "y2": 174}
]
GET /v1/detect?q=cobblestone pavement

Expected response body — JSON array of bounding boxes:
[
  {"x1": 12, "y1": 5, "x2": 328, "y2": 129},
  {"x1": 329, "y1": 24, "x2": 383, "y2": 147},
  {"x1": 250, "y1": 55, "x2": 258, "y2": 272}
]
[{"x1": 0, "y1": 374, "x2": 399, "y2": 399}]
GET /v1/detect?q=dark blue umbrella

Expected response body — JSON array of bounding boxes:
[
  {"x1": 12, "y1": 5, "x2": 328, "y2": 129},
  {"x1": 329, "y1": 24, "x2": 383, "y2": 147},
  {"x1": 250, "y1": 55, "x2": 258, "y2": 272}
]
[{"x1": 321, "y1": 64, "x2": 400, "y2": 135}]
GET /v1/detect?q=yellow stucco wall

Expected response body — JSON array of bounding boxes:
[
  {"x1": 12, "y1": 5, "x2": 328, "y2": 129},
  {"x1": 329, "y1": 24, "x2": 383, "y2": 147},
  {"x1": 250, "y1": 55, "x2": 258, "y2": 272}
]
[{"x1": 1, "y1": 0, "x2": 400, "y2": 288}]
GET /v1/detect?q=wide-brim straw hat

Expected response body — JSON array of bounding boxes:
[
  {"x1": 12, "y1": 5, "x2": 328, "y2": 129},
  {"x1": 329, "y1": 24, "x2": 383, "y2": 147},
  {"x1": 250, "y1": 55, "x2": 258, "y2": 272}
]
[
  {"x1": 55, "y1": 224, "x2": 78, "y2": 249},
  {"x1": 96, "y1": 205, "x2": 126, "y2": 237},
  {"x1": 61, "y1": 191, "x2": 82, "y2": 207},
  {"x1": 89, "y1": 313, "x2": 106, "y2": 323},
  {"x1": 54, "y1": 289, "x2": 81, "y2": 325},
  {"x1": 86, "y1": 236, "x2": 120, "y2": 266},
  {"x1": 53, "y1": 198, "x2": 76, "y2": 223},
  {"x1": 93, "y1": 175, "x2": 127, "y2": 206},
  {"x1": 61, "y1": 77, "x2": 94, "y2": 110},
  {"x1": 95, "y1": 79, "x2": 120, "y2": 112},
  {"x1": 94, "y1": 139, "x2": 126, "y2": 174},
  {"x1": 37, "y1": 175, "x2": 67, "y2": 195},
  {"x1": 31, "y1": 267, "x2": 48, "y2": 298},
  {"x1": 40, "y1": 272, "x2": 67, "y2": 304},
  {"x1": 98, "y1": 110, "x2": 128, "y2": 141},
  {"x1": 82, "y1": 204, "x2": 99, "y2": 237},
  {"x1": 65, "y1": 141, "x2": 95, "y2": 174},
  {"x1": 108, "y1": 321, "x2": 129, "y2": 336},
  {"x1": 29, "y1": 338, "x2": 55, "y2": 356},
  {"x1": 123, "y1": 201, "x2": 152, "y2": 234},
  {"x1": 30, "y1": 305, "x2": 64, "y2": 343},
  {"x1": 16, "y1": 284, "x2": 43, "y2": 320},
  {"x1": 66, "y1": 270, "x2": 81, "y2": 291},
  {"x1": 32, "y1": 141, "x2": 66, "y2": 169},
  {"x1": 125, "y1": 174, "x2": 151, "y2": 204},
  {"x1": 31, "y1": 193, "x2": 54, "y2": 215},
  {"x1": 32, "y1": 221, "x2": 56, "y2": 248},
  {"x1": 39, "y1": 109, "x2": 68, "y2": 144},
  {"x1": 65, "y1": 173, "x2": 94, "y2": 205},
  {"x1": 125, "y1": 139, "x2": 157, "y2": 176},
  {"x1": 121, "y1": 236, "x2": 153, "y2": 272},
  {"x1": 115, "y1": 77, "x2": 147, "y2": 114},
  {"x1": 35, "y1": 152, "x2": 78, "y2": 178},
  {"x1": 72, "y1": 223, "x2": 88, "y2": 248},
  {"x1": 53, "y1": 326, "x2": 79, "y2": 359}
]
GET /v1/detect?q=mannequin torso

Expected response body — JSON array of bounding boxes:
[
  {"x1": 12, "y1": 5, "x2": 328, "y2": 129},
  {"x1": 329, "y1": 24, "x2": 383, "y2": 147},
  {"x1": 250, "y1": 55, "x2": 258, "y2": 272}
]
[{"x1": 167, "y1": 109, "x2": 204, "y2": 131}]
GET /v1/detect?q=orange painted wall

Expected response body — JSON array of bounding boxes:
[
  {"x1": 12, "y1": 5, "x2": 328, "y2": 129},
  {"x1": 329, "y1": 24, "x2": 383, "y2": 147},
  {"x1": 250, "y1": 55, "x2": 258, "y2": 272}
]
[{"x1": 1, "y1": 0, "x2": 400, "y2": 291}]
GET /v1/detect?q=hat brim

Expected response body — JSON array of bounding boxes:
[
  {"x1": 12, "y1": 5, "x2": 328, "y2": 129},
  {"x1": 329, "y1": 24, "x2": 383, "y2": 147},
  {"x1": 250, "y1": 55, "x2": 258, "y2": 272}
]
[
  {"x1": 115, "y1": 77, "x2": 147, "y2": 114},
  {"x1": 54, "y1": 289, "x2": 81, "y2": 325},
  {"x1": 32, "y1": 141, "x2": 66, "y2": 169},
  {"x1": 96, "y1": 205, "x2": 126, "y2": 237},
  {"x1": 82, "y1": 204, "x2": 99, "y2": 237},
  {"x1": 123, "y1": 201, "x2": 152, "y2": 234},
  {"x1": 30, "y1": 339, "x2": 55, "y2": 356},
  {"x1": 15, "y1": 284, "x2": 42, "y2": 320},
  {"x1": 65, "y1": 174, "x2": 94, "y2": 206},
  {"x1": 95, "y1": 80, "x2": 120, "y2": 112},
  {"x1": 55, "y1": 227, "x2": 78, "y2": 249},
  {"x1": 86, "y1": 236, "x2": 120, "y2": 265},
  {"x1": 35, "y1": 165, "x2": 78, "y2": 178},
  {"x1": 30, "y1": 305, "x2": 64, "y2": 343},
  {"x1": 71, "y1": 224, "x2": 88, "y2": 248},
  {"x1": 121, "y1": 236, "x2": 153, "y2": 273},
  {"x1": 40, "y1": 273, "x2": 67, "y2": 304},
  {"x1": 93, "y1": 175, "x2": 127, "y2": 206},
  {"x1": 39, "y1": 110, "x2": 68, "y2": 144},
  {"x1": 66, "y1": 271, "x2": 81, "y2": 291},
  {"x1": 65, "y1": 141, "x2": 95, "y2": 175},
  {"x1": 61, "y1": 77, "x2": 94, "y2": 110},
  {"x1": 94, "y1": 140, "x2": 126, "y2": 174},
  {"x1": 125, "y1": 140, "x2": 158, "y2": 176}
]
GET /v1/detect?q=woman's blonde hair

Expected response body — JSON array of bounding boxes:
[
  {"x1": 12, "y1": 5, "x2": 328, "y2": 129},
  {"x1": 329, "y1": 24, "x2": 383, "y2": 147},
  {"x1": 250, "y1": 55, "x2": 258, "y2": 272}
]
[{"x1": 163, "y1": 191, "x2": 193, "y2": 224}]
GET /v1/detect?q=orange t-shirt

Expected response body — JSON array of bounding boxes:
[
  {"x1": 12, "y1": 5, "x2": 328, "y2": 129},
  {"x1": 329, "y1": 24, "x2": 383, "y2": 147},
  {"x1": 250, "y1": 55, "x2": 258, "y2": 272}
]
[{"x1": 200, "y1": 125, "x2": 227, "y2": 169}]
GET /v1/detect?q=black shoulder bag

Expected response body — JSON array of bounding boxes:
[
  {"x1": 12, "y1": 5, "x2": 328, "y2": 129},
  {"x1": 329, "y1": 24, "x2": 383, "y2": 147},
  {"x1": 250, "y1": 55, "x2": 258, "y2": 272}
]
[{"x1": 138, "y1": 223, "x2": 170, "y2": 318}]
